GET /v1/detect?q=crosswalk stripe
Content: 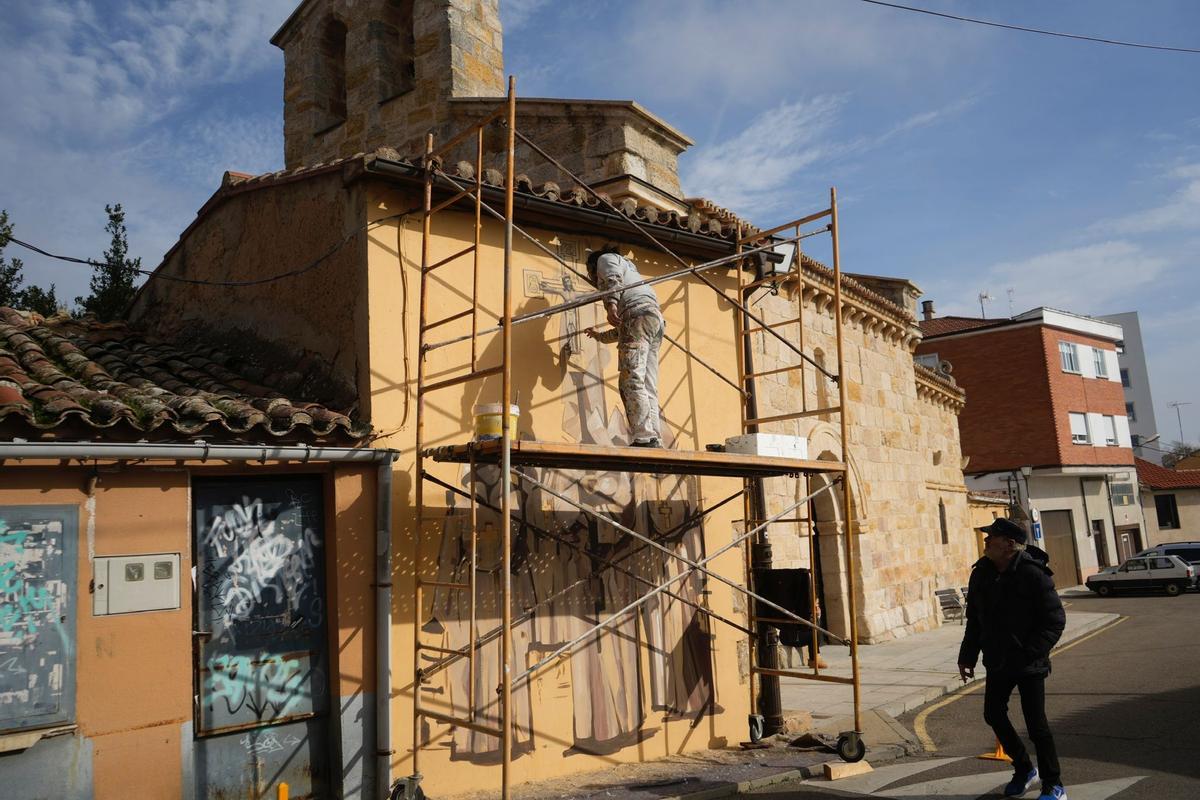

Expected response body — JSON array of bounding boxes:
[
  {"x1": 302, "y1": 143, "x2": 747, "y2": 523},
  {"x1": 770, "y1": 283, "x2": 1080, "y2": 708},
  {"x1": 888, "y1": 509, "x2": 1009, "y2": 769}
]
[
  {"x1": 878, "y1": 769, "x2": 1010, "y2": 797},
  {"x1": 812, "y1": 758, "x2": 967, "y2": 795},
  {"x1": 1062, "y1": 776, "x2": 1146, "y2": 800}
]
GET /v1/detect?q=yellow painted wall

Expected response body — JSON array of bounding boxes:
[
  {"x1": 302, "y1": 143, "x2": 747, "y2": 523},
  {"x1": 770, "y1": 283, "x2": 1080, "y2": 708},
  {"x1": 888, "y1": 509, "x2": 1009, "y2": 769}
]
[{"x1": 364, "y1": 183, "x2": 754, "y2": 793}]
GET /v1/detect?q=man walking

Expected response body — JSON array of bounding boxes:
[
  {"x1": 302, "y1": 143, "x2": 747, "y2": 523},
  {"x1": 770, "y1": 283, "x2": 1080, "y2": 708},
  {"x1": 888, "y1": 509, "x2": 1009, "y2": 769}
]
[
  {"x1": 958, "y1": 518, "x2": 1068, "y2": 800},
  {"x1": 584, "y1": 247, "x2": 664, "y2": 448}
]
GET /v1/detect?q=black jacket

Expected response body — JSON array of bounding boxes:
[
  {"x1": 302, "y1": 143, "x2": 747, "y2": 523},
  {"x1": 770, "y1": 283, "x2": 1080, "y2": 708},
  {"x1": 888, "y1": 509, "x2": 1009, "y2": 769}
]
[{"x1": 958, "y1": 545, "x2": 1066, "y2": 677}]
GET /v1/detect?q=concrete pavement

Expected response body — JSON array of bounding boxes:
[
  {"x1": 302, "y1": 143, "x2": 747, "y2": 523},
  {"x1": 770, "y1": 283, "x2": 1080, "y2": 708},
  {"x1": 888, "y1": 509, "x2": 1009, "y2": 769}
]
[{"x1": 779, "y1": 587, "x2": 1118, "y2": 729}]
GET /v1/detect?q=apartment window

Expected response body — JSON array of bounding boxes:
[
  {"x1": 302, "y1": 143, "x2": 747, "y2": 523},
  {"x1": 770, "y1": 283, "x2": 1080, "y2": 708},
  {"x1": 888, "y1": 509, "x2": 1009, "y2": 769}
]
[
  {"x1": 1126, "y1": 402, "x2": 1136, "y2": 422},
  {"x1": 1092, "y1": 347, "x2": 1108, "y2": 378},
  {"x1": 1069, "y1": 412, "x2": 1090, "y2": 444},
  {"x1": 1059, "y1": 341, "x2": 1080, "y2": 373},
  {"x1": 1155, "y1": 494, "x2": 1180, "y2": 529},
  {"x1": 1110, "y1": 482, "x2": 1135, "y2": 506},
  {"x1": 1131, "y1": 434, "x2": 1142, "y2": 448},
  {"x1": 1101, "y1": 415, "x2": 1118, "y2": 446},
  {"x1": 1120, "y1": 368, "x2": 1130, "y2": 388}
]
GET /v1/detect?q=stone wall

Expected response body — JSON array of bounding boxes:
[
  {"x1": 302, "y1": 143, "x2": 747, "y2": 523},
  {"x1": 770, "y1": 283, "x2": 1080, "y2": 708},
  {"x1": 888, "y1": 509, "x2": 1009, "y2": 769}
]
[
  {"x1": 275, "y1": 0, "x2": 505, "y2": 169},
  {"x1": 272, "y1": 0, "x2": 691, "y2": 208},
  {"x1": 747, "y1": 264, "x2": 976, "y2": 643}
]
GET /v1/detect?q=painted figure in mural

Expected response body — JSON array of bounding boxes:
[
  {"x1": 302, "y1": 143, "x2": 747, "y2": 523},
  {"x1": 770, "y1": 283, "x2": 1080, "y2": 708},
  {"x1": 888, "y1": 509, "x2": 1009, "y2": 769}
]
[
  {"x1": 427, "y1": 265, "x2": 716, "y2": 762},
  {"x1": 583, "y1": 247, "x2": 664, "y2": 448}
]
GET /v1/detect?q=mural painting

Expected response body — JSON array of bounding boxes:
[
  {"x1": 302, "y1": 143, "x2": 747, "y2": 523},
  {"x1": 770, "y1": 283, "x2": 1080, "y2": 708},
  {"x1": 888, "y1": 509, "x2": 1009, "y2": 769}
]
[{"x1": 422, "y1": 258, "x2": 718, "y2": 761}]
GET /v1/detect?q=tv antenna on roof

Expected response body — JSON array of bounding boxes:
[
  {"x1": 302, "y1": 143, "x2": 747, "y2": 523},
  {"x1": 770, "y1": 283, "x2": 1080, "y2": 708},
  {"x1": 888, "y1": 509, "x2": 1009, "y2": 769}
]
[
  {"x1": 1007, "y1": 288, "x2": 1015, "y2": 316},
  {"x1": 978, "y1": 291, "x2": 993, "y2": 318}
]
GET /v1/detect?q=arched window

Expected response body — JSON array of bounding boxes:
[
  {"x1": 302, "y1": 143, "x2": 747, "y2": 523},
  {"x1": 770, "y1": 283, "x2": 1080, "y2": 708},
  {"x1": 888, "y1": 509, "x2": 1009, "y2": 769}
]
[
  {"x1": 377, "y1": 0, "x2": 416, "y2": 101},
  {"x1": 317, "y1": 17, "x2": 348, "y2": 131}
]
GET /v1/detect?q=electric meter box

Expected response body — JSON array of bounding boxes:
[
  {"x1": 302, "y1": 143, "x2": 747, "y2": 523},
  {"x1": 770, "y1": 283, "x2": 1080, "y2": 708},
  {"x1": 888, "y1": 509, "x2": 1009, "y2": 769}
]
[{"x1": 93, "y1": 553, "x2": 181, "y2": 615}]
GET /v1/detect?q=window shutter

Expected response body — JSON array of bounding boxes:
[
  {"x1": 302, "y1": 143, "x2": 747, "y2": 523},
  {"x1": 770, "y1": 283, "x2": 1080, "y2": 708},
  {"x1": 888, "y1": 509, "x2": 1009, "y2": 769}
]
[
  {"x1": 1114, "y1": 414, "x2": 1132, "y2": 447},
  {"x1": 1086, "y1": 413, "x2": 1105, "y2": 447},
  {"x1": 1079, "y1": 346, "x2": 1096, "y2": 378},
  {"x1": 1104, "y1": 350, "x2": 1121, "y2": 382}
]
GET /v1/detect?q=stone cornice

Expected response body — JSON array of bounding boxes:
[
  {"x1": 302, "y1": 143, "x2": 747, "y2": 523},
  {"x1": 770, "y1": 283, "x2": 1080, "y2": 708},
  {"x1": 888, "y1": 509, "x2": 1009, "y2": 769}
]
[{"x1": 914, "y1": 362, "x2": 966, "y2": 412}]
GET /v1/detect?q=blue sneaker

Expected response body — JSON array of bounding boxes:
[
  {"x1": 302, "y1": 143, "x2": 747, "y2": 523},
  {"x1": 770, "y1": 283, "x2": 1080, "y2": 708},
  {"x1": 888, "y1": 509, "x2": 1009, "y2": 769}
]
[
  {"x1": 1037, "y1": 787, "x2": 1067, "y2": 800},
  {"x1": 1003, "y1": 767, "x2": 1038, "y2": 796}
]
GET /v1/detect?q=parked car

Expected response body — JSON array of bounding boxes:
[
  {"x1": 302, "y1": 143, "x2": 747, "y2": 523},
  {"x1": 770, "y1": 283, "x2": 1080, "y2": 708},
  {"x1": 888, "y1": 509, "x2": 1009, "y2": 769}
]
[
  {"x1": 1086, "y1": 555, "x2": 1195, "y2": 597},
  {"x1": 1135, "y1": 541, "x2": 1200, "y2": 568}
]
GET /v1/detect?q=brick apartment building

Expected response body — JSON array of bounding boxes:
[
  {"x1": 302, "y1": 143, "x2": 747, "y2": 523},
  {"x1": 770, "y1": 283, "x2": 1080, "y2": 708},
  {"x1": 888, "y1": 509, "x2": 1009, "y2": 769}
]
[{"x1": 916, "y1": 305, "x2": 1147, "y2": 585}]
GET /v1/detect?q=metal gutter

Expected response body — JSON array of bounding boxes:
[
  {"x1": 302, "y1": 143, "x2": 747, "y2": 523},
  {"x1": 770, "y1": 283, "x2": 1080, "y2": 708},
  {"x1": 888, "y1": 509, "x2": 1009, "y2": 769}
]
[{"x1": 0, "y1": 441, "x2": 393, "y2": 462}]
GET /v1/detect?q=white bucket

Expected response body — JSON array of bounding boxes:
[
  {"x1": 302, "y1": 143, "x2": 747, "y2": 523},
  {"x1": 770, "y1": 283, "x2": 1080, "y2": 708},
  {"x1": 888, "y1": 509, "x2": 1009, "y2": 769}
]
[{"x1": 472, "y1": 403, "x2": 519, "y2": 440}]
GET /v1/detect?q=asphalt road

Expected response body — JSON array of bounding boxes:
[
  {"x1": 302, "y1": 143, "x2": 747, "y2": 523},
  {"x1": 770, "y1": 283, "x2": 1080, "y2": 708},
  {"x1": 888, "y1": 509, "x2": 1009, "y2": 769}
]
[{"x1": 740, "y1": 588, "x2": 1200, "y2": 799}]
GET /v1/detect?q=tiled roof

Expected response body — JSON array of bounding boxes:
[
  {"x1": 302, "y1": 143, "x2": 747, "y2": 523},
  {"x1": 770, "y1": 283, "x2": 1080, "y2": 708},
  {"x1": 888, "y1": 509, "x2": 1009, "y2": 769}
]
[
  {"x1": 1135, "y1": 457, "x2": 1200, "y2": 490},
  {"x1": 207, "y1": 150, "x2": 911, "y2": 323},
  {"x1": 919, "y1": 316, "x2": 1010, "y2": 338},
  {"x1": 0, "y1": 308, "x2": 369, "y2": 443}
]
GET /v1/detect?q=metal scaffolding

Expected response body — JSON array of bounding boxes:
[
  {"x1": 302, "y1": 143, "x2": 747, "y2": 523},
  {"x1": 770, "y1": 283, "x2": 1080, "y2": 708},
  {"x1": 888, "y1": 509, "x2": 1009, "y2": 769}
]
[{"x1": 404, "y1": 77, "x2": 864, "y2": 800}]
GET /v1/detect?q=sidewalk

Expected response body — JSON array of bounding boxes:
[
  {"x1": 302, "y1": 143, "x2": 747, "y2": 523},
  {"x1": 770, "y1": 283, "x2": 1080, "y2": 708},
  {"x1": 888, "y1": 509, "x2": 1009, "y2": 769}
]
[
  {"x1": 453, "y1": 591, "x2": 1119, "y2": 800},
  {"x1": 780, "y1": 588, "x2": 1118, "y2": 726}
]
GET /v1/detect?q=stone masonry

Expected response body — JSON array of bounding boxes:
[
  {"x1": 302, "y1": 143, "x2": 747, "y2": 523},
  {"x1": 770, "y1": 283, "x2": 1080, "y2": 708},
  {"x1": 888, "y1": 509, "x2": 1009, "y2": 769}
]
[
  {"x1": 272, "y1": 0, "x2": 690, "y2": 205},
  {"x1": 747, "y1": 261, "x2": 974, "y2": 644}
]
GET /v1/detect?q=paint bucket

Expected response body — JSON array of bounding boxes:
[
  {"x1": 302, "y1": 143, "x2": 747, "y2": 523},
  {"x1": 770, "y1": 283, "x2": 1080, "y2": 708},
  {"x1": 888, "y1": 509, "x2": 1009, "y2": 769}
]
[{"x1": 472, "y1": 403, "x2": 519, "y2": 441}]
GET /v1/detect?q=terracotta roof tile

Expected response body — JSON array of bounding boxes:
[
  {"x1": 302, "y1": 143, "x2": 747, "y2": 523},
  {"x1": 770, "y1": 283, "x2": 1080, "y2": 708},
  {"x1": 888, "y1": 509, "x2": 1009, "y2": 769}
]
[
  {"x1": 919, "y1": 316, "x2": 1010, "y2": 338},
  {"x1": 1135, "y1": 457, "x2": 1200, "y2": 490},
  {"x1": 0, "y1": 308, "x2": 369, "y2": 443}
]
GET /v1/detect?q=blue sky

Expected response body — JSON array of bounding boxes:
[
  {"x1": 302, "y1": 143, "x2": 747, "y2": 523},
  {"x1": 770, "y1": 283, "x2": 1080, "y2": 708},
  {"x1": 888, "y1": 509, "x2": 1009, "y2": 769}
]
[{"x1": 1, "y1": 0, "x2": 1198, "y2": 442}]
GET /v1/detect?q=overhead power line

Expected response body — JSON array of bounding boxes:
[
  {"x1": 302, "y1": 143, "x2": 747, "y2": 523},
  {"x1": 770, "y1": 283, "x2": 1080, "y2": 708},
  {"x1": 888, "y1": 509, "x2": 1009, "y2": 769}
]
[
  {"x1": 7, "y1": 205, "x2": 421, "y2": 289},
  {"x1": 857, "y1": 0, "x2": 1200, "y2": 54}
]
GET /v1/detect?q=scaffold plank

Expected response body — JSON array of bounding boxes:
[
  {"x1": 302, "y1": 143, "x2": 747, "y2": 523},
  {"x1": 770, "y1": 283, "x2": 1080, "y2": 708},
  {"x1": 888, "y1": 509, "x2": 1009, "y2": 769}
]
[{"x1": 424, "y1": 439, "x2": 845, "y2": 478}]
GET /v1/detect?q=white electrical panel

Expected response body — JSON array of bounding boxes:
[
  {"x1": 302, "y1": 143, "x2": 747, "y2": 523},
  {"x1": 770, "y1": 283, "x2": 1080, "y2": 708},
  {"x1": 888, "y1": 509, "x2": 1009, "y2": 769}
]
[
  {"x1": 724, "y1": 433, "x2": 809, "y2": 460},
  {"x1": 93, "y1": 553, "x2": 181, "y2": 615}
]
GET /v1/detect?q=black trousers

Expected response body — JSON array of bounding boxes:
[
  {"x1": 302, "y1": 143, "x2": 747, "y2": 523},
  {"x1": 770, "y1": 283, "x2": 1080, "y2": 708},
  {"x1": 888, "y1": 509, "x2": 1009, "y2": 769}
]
[{"x1": 983, "y1": 671, "x2": 1061, "y2": 788}]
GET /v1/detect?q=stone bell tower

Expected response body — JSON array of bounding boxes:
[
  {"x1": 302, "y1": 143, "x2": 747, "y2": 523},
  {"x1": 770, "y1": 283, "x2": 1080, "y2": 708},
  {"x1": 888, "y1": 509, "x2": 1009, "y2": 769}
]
[{"x1": 272, "y1": 0, "x2": 505, "y2": 169}]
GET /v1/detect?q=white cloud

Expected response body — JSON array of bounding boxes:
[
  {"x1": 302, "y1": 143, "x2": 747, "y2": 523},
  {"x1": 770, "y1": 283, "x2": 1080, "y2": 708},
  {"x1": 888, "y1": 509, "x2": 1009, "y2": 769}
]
[
  {"x1": 681, "y1": 93, "x2": 974, "y2": 219},
  {"x1": 1095, "y1": 162, "x2": 1200, "y2": 236},
  {"x1": 682, "y1": 96, "x2": 844, "y2": 216},
  {"x1": 935, "y1": 240, "x2": 1169, "y2": 319},
  {"x1": 501, "y1": 0, "x2": 552, "y2": 32},
  {"x1": 597, "y1": 0, "x2": 978, "y2": 108}
]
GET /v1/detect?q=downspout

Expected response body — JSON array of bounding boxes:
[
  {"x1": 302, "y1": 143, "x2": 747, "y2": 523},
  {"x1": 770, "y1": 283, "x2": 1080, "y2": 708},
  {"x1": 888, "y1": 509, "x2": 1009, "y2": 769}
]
[
  {"x1": 376, "y1": 451, "x2": 395, "y2": 800},
  {"x1": 1102, "y1": 474, "x2": 1121, "y2": 566}
]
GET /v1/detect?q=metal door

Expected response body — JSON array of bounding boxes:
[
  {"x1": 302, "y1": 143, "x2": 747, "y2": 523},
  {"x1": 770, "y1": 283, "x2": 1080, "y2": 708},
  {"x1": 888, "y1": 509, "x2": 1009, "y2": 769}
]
[
  {"x1": 0, "y1": 506, "x2": 77, "y2": 733},
  {"x1": 192, "y1": 477, "x2": 330, "y2": 799},
  {"x1": 1038, "y1": 510, "x2": 1080, "y2": 589}
]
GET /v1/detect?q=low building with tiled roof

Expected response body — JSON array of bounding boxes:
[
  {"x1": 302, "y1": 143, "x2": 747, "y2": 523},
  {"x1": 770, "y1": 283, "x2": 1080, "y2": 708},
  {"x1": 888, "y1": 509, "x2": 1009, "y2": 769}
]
[
  {"x1": 1136, "y1": 457, "x2": 1200, "y2": 546},
  {"x1": 0, "y1": 307, "x2": 368, "y2": 443}
]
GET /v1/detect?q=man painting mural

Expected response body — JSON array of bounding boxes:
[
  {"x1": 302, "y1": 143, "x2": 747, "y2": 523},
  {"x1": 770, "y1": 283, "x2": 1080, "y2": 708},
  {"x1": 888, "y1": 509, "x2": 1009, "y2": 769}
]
[{"x1": 584, "y1": 247, "x2": 664, "y2": 448}]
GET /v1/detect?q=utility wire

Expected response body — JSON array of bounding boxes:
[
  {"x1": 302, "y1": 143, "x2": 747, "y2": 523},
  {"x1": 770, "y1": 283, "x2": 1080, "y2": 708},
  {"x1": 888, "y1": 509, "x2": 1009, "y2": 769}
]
[
  {"x1": 7, "y1": 205, "x2": 421, "y2": 288},
  {"x1": 857, "y1": 0, "x2": 1200, "y2": 54}
]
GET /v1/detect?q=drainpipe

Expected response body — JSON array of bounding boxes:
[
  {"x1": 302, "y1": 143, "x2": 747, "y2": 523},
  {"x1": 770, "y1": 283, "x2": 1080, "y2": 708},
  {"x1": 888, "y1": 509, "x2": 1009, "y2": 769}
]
[{"x1": 376, "y1": 451, "x2": 395, "y2": 800}]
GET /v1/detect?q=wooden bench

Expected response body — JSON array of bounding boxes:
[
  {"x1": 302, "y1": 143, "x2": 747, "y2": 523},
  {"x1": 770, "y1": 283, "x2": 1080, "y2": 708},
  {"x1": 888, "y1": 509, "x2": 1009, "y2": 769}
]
[{"x1": 935, "y1": 588, "x2": 965, "y2": 624}]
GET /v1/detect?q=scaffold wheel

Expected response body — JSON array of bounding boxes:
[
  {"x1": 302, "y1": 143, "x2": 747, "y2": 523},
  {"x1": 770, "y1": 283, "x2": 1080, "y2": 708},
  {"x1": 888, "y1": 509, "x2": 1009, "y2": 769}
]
[{"x1": 836, "y1": 731, "x2": 866, "y2": 763}]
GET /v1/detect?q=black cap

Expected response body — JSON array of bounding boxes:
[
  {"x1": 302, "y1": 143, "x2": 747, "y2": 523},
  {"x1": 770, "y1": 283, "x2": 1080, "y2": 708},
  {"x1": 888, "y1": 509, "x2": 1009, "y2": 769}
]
[{"x1": 975, "y1": 517, "x2": 1027, "y2": 544}]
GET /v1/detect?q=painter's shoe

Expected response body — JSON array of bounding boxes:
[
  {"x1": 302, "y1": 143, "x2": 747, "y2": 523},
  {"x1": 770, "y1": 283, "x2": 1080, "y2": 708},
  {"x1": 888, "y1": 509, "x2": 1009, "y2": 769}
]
[
  {"x1": 1003, "y1": 767, "x2": 1038, "y2": 797},
  {"x1": 1037, "y1": 786, "x2": 1067, "y2": 800},
  {"x1": 630, "y1": 438, "x2": 661, "y2": 448}
]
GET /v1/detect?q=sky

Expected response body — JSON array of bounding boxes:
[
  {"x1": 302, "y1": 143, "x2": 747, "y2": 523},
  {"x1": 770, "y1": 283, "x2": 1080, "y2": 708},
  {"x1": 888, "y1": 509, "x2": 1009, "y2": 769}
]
[{"x1": 1, "y1": 0, "x2": 1198, "y2": 443}]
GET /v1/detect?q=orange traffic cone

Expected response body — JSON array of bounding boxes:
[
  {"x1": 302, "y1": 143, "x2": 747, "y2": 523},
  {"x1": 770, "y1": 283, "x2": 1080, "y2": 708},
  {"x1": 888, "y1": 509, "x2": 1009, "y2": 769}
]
[{"x1": 978, "y1": 738, "x2": 1012, "y2": 762}]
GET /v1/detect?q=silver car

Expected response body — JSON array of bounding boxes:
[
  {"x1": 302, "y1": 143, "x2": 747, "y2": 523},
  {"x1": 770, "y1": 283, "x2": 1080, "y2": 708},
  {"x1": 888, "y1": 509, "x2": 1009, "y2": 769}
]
[{"x1": 1085, "y1": 554, "x2": 1195, "y2": 597}]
